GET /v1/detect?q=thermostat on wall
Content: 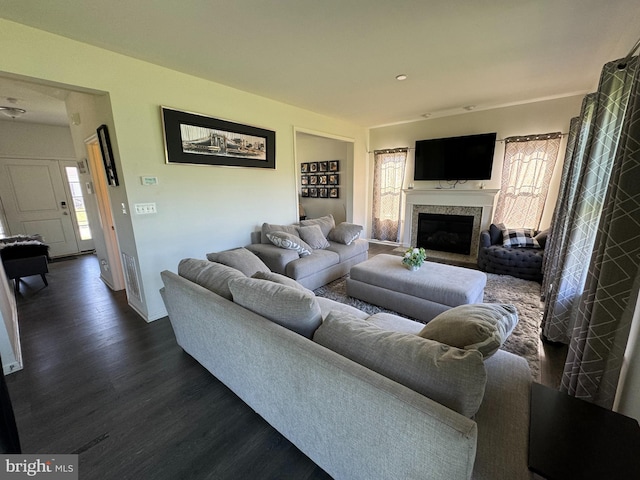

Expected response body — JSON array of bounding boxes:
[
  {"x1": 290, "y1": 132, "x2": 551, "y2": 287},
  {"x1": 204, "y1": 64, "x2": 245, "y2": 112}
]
[{"x1": 141, "y1": 176, "x2": 159, "y2": 186}]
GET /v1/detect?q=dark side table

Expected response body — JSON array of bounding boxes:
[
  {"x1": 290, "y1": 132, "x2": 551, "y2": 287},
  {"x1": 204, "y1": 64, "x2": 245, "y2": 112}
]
[{"x1": 528, "y1": 382, "x2": 640, "y2": 480}]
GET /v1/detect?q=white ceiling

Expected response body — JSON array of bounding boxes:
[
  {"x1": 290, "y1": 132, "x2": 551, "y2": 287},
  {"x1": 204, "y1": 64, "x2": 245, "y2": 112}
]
[{"x1": 1, "y1": 0, "x2": 639, "y2": 127}]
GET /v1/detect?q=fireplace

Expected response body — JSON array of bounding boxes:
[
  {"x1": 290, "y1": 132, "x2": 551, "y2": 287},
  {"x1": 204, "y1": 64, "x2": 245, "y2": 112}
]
[{"x1": 417, "y1": 213, "x2": 474, "y2": 255}]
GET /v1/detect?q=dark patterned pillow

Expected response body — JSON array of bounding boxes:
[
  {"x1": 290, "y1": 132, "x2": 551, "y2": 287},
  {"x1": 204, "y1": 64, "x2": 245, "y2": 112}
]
[{"x1": 501, "y1": 227, "x2": 541, "y2": 248}]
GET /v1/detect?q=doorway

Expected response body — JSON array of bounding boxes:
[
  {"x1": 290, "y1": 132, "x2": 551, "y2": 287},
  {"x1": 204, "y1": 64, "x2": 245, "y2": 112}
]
[
  {"x1": 85, "y1": 136, "x2": 125, "y2": 291},
  {"x1": 0, "y1": 157, "x2": 94, "y2": 257}
]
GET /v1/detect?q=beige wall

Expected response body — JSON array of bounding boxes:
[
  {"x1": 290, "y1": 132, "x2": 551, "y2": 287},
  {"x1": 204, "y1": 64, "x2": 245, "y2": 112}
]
[
  {"x1": 369, "y1": 96, "x2": 584, "y2": 237},
  {"x1": 0, "y1": 19, "x2": 368, "y2": 320}
]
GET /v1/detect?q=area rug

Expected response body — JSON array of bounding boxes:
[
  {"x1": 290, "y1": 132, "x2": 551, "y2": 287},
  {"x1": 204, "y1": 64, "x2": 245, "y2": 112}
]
[{"x1": 314, "y1": 273, "x2": 543, "y2": 379}]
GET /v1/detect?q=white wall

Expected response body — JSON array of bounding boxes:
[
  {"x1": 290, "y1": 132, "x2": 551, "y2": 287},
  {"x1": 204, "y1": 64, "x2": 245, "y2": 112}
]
[
  {"x1": 369, "y1": 96, "x2": 584, "y2": 238},
  {"x1": 0, "y1": 19, "x2": 368, "y2": 321},
  {"x1": 296, "y1": 133, "x2": 350, "y2": 224},
  {"x1": 0, "y1": 120, "x2": 76, "y2": 158},
  {"x1": 614, "y1": 289, "x2": 640, "y2": 422}
]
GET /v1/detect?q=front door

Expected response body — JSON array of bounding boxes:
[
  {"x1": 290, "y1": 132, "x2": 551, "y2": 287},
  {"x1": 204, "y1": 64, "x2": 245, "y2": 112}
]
[{"x1": 0, "y1": 158, "x2": 80, "y2": 257}]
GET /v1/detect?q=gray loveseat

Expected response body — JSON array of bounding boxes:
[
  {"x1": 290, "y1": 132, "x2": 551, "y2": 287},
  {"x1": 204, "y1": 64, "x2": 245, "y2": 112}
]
[
  {"x1": 242, "y1": 214, "x2": 368, "y2": 290},
  {"x1": 478, "y1": 223, "x2": 548, "y2": 282},
  {"x1": 160, "y1": 255, "x2": 533, "y2": 480}
]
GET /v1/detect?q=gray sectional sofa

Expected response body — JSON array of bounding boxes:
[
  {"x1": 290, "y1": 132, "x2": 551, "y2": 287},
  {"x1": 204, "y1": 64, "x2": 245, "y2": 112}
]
[
  {"x1": 241, "y1": 214, "x2": 369, "y2": 290},
  {"x1": 160, "y1": 253, "x2": 534, "y2": 480}
]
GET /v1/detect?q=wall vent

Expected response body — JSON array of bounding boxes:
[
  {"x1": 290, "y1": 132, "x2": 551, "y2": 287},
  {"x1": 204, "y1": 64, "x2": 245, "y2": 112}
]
[{"x1": 121, "y1": 252, "x2": 141, "y2": 301}]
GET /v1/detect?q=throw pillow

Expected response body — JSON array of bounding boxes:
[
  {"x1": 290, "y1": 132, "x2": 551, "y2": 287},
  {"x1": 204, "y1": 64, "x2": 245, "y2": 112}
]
[
  {"x1": 299, "y1": 214, "x2": 335, "y2": 238},
  {"x1": 266, "y1": 231, "x2": 312, "y2": 256},
  {"x1": 328, "y1": 222, "x2": 363, "y2": 245},
  {"x1": 205, "y1": 247, "x2": 270, "y2": 277},
  {"x1": 489, "y1": 223, "x2": 504, "y2": 245},
  {"x1": 261, "y1": 222, "x2": 300, "y2": 244},
  {"x1": 534, "y1": 229, "x2": 549, "y2": 249},
  {"x1": 228, "y1": 277, "x2": 322, "y2": 338},
  {"x1": 417, "y1": 304, "x2": 519, "y2": 359},
  {"x1": 313, "y1": 311, "x2": 487, "y2": 418},
  {"x1": 501, "y1": 226, "x2": 541, "y2": 248},
  {"x1": 298, "y1": 224, "x2": 330, "y2": 249},
  {"x1": 178, "y1": 258, "x2": 246, "y2": 300},
  {"x1": 252, "y1": 271, "x2": 312, "y2": 294}
]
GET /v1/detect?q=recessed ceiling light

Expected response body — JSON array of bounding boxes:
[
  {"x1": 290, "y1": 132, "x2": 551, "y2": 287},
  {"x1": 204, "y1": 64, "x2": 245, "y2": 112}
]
[{"x1": 395, "y1": 74, "x2": 408, "y2": 81}]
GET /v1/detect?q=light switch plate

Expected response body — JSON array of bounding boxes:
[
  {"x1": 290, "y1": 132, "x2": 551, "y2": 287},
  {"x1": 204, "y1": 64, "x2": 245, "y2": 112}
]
[{"x1": 134, "y1": 203, "x2": 157, "y2": 214}]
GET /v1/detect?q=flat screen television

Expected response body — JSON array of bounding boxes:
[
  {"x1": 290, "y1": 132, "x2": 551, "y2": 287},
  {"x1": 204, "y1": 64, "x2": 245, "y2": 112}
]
[{"x1": 414, "y1": 132, "x2": 497, "y2": 181}]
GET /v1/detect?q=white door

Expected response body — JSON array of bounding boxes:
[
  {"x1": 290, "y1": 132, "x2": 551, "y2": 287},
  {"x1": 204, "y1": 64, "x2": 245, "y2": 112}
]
[{"x1": 0, "y1": 158, "x2": 80, "y2": 257}]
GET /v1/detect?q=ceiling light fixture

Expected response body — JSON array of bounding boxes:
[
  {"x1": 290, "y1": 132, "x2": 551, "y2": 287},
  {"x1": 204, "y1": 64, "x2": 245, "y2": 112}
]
[
  {"x1": 422, "y1": 113, "x2": 432, "y2": 118},
  {"x1": 0, "y1": 106, "x2": 26, "y2": 119},
  {"x1": 463, "y1": 105, "x2": 477, "y2": 111},
  {"x1": 395, "y1": 74, "x2": 408, "y2": 81}
]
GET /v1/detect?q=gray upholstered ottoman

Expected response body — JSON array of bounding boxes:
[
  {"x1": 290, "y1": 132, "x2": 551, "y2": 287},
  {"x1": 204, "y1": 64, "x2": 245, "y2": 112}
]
[{"x1": 346, "y1": 254, "x2": 487, "y2": 323}]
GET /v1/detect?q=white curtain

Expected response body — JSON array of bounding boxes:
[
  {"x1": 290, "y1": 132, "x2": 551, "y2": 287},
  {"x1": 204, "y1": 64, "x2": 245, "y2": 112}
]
[
  {"x1": 371, "y1": 149, "x2": 407, "y2": 242},
  {"x1": 493, "y1": 133, "x2": 561, "y2": 229}
]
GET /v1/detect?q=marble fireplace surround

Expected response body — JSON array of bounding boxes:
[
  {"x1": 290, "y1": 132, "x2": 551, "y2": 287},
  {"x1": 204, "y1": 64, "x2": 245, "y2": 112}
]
[{"x1": 403, "y1": 189, "x2": 499, "y2": 264}]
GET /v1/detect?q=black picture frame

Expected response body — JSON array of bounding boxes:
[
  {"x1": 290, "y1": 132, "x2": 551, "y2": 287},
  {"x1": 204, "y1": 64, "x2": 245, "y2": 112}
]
[
  {"x1": 301, "y1": 163, "x2": 309, "y2": 173},
  {"x1": 310, "y1": 175, "x2": 318, "y2": 185},
  {"x1": 319, "y1": 188, "x2": 328, "y2": 198},
  {"x1": 329, "y1": 187, "x2": 339, "y2": 198},
  {"x1": 301, "y1": 187, "x2": 309, "y2": 197},
  {"x1": 301, "y1": 175, "x2": 309, "y2": 185},
  {"x1": 309, "y1": 162, "x2": 318, "y2": 172},
  {"x1": 161, "y1": 106, "x2": 275, "y2": 168},
  {"x1": 329, "y1": 160, "x2": 340, "y2": 171},
  {"x1": 318, "y1": 174, "x2": 328, "y2": 185},
  {"x1": 97, "y1": 124, "x2": 119, "y2": 187},
  {"x1": 309, "y1": 187, "x2": 318, "y2": 198},
  {"x1": 328, "y1": 174, "x2": 339, "y2": 185},
  {"x1": 319, "y1": 161, "x2": 329, "y2": 172}
]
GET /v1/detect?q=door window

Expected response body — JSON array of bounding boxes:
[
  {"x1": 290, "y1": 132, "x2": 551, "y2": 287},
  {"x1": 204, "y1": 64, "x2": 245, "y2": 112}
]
[{"x1": 65, "y1": 166, "x2": 92, "y2": 240}]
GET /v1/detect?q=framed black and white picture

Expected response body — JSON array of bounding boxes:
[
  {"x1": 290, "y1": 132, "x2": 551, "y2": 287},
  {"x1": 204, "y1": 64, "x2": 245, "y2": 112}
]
[
  {"x1": 301, "y1": 187, "x2": 309, "y2": 197},
  {"x1": 309, "y1": 162, "x2": 318, "y2": 172},
  {"x1": 301, "y1": 175, "x2": 309, "y2": 185},
  {"x1": 319, "y1": 188, "x2": 328, "y2": 198},
  {"x1": 329, "y1": 187, "x2": 339, "y2": 198},
  {"x1": 310, "y1": 175, "x2": 318, "y2": 185},
  {"x1": 329, "y1": 160, "x2": 339, "y2": 171},
  {"x1": 161, "y1": 107, "x2": 275, "y2": 168},
  {"x1": 301, "y1": 162, "x2": 309, "y2": 173},
  {"x1": 319, "y1": 161, "x2": 329, "y2": 172},
  {"x1": 328, "y1": 174, "x2": 339, "y2": 185},
  {"x1": 309, "y1": 187, "x2": 318, "y2": 198}
]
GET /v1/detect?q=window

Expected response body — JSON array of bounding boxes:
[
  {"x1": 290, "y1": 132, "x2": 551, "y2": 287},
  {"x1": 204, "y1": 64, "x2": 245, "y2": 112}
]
[
  {"x1": 493, "y1": 133, "x2": 561, "y2": 229},
  {"x1": 65, "y1": 166, "x2": 92, "y2": 240},
  {"x1": 371, "y1": 148, "x2": 407, "y2": 242}
]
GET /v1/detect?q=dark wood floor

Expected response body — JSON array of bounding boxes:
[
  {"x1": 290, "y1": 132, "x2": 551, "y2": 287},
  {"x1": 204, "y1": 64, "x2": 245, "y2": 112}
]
[{"x1": 5, "y1": 255, "x2": 332, "y2": 480}]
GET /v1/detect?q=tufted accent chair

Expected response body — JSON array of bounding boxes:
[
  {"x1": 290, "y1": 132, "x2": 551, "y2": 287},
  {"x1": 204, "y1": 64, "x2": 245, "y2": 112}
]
[{"x1": 477, "y1": 224, "x2": 547, "y2": 282}]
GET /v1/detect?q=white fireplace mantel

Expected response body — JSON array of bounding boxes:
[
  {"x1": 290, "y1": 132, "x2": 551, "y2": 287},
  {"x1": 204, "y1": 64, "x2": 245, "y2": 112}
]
[{"x1": 401, "y1": 188, "x2": 499, "y2": 259}]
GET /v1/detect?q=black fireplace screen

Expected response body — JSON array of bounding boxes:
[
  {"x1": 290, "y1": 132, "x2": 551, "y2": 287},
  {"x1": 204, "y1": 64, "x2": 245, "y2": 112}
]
[{"x1": 417, "y1": 213, "x2": 474, "y2": 255}]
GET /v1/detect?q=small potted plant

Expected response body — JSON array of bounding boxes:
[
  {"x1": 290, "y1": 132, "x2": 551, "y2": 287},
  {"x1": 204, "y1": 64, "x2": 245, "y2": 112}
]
[{"x1": 402, "y1": 247, "x2": 427, "y2": 271}]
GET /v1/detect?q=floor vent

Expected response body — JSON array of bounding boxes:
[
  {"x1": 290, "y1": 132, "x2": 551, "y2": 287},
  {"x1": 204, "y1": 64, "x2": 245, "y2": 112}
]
[{"x1": 122, "y1": 252, "x2": 141, "y2": 301}]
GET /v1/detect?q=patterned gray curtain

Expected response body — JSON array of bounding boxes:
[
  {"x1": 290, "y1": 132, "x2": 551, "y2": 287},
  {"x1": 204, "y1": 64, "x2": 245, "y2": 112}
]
[
  {"x1": 371, "y1": 149, "x2": 407, "y2": 242},
  {"x1": 541, "y1": 95, "x2": 601, "y2": 342},
  {"x1": 542, "y1": 56, "x2": 640, "y2": 408}
]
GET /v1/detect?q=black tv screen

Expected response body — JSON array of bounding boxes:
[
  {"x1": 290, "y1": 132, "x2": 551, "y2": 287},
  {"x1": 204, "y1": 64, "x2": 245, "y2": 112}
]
[{"x1": 414, "y1": 132, "x2": 496, "y2": 181}]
